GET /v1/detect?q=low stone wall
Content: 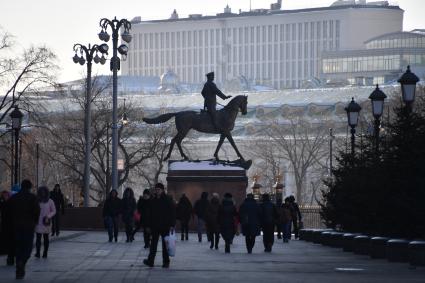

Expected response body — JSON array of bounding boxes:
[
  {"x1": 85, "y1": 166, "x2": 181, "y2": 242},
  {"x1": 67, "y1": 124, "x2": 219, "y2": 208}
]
[
  {"x1": 62, "y1": 207, "x2": 104, "y2": 231},
  {"x1": 61, "y1": 207, "x2": 198, "y2": 232},
  {"x1": 299, "y1": 229, "x2": 425, "y2": 267}
]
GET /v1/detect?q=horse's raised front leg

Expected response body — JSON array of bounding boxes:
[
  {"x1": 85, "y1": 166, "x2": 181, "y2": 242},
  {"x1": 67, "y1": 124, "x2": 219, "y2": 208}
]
[
  {"x1": 164, "y1": 136, "x2": 177, "y2": 161},
  {"x1": 225, "y1": 133, "x2": 245, "y2": 161},
  {"x1": 213, "y1": 134, "x2": 225, "y2": 160},
  {"x1": 175, "y1": 131, "x2": 189, "y2": 160}
]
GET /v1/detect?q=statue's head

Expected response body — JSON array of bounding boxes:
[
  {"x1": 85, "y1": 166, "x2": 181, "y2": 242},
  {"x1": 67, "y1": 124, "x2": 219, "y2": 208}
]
[
  {"x1": 239, "y1": 95, "x2": 248, "y2": 115},
  {"x1": 206, "y1": 71, "x2": 214, "y2": 81}
]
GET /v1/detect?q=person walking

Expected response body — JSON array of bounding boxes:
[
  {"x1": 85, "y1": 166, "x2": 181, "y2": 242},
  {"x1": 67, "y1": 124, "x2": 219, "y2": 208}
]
[
  {"x1": 35, "y1": 186, "x2": 56, "y2": 259},
  {"x1": 281, "y1": 197, "x2": 293, "y2": 243},
  {"x1": 133, "y1": 189, "x2": 152, "y2": 248},
  {"x1": 143, "y1": 183, "x2": 176, "y2": 268},
  {"x1": 218, "y1": 193, "x2": 237, "y2": 253},
  {"x1": 176, "y1": 193, "x2": 192, "y2": 241},
  {"x1": 239, "y1": 193, "x2": 261, "y2": 254},
  {"x1": 122, "y1": 187, "x2": 136, "y2": 243},
  {"x1": 8, "y1": 179, "x2": 40, "y2": 279},
  {"x1": 0, "y1": 190, "x2": 14, "y2": 265},
  {"x1": 49, "y1": 184, "x2": 65, "y2": 236},
  {"x1": 102, "y1": 189, "x2": 122, "y2": 242},
  {"x1": 288, "y1": 195, "x2": 302, "y2": 239},
  {"x1": 205, "y1": 193, "x2": 220, "y2": 250},
  {"x1": 275, "y1": 198, "x2": 283, "y2": 240},
  {"x1": 260, "y1": 194, "x2": 277, "y2": 252},
  {"x1": 193, "y1": 192, "x2": 209, "y2": 242}
]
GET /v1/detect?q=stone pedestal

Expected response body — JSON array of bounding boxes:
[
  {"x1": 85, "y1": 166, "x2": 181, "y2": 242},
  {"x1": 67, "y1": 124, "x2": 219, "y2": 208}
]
[{"x1": 166, "y1": 160, "x2": 248, "y2": 207}]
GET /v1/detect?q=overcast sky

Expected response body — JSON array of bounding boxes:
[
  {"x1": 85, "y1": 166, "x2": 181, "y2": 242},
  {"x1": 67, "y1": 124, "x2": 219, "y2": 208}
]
[{"x1": 1, "y1": 0, "x2": 423, "y2": 82}]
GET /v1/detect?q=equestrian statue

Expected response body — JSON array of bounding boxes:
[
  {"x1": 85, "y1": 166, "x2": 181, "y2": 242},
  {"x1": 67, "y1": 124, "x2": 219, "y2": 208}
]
[{"x1": 142, "y1": 72, "x2": 252, "y2": 169}]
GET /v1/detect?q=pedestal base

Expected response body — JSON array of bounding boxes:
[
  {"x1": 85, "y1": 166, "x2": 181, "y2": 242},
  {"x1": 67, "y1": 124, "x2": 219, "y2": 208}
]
[{"x1": 166, "y1": 160, "x2": 248, "y2": 207}]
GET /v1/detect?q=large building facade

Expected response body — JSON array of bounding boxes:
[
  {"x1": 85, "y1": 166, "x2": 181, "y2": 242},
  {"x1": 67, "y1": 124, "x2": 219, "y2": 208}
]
[
  {"x1": 122, "y1": 1, "x2": 403, "y2": 88},
  {"x1": 321, "y1": 30, "x2": 425, "y2": 85}
]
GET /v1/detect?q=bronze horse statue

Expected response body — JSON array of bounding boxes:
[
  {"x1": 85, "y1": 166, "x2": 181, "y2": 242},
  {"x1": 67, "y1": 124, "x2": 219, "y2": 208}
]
[{"x1": 143, "y1": 95, "x2": 251, "y2": 167}]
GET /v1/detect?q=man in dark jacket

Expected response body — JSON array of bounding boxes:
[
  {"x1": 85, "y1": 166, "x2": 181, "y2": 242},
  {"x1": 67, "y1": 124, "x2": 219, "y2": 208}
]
[
  {"x1": 239, "y1": 193, "x2": 261, "y2": 254},
  {"x1": 201, "y1": 72, "x2": 231, "y2": 130},
  {"x1": 8, "y1": 179, "x2": 40, "y2": 279},
  {"x1": 102, "y1": 189, "x2": 122, "y2": 242},
  {"x1": 205, "y1": 193, "x2": 220, "y2": 249},
  {"x1": 260, "y1": 194, "x2": 277, "y2": 252},
  {"x1": 288, "y1": 195, "x2": 302, "y2": 239},
  {"x1": 0, "y1": 190, "x2": 14, "y2": 265},
  {"x1": 143, "y1": 183, "x2": 176, "y2": 268},
  {"x1": 193, "y1": 191, "x2": 209, "y2": 242},
  {"x1": 133, "y1": 189, "x2": 152, "y2": 248},
  {"x1": 218, "y1": 193, "x2": 238, "y2": 253},
  {"x1": 50, "y1": 184, "x2": 65, "y2": 236},
  {"x1": 176, "y1": 193, "x2": 192, "y2": 241}
]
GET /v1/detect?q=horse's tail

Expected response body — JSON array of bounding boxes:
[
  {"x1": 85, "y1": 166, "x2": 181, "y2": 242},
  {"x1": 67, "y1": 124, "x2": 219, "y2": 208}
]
[{"x1": 142, "y1": 113, "x2": 176, "y2": 124}]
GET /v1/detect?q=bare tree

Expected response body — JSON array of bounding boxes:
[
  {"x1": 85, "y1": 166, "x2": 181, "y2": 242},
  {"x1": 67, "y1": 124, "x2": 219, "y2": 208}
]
[
  {"x1": 262, "y1": 118, "x2": 330, "y2": 204},
  {"x1": 135, "y1": 123, "x2": 175, "y2": 189},
  {"x1": 0, "y1": 27, "x2": 57, "y2": 122}
]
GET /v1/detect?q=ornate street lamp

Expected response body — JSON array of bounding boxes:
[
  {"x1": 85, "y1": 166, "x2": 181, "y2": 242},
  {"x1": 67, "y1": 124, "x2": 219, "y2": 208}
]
[
  {"x1": 345, "y1": 97, "x2": 362, "y2": 157},
  {"x1": 73, "y1": 43, "x2": 108, "y2": 207},
  {"x1": 99, "y1": 17, "x2": 131, "y2": 193},
  {"x1": 251, "y1": 174, "x2": 262, "y2": 201},
  {"x1": 10, "y1": 106, "x2": 23, "y2": 187},
  {"x1": 274, "y1": 173, "x2": 284, "y2": 204},
  {"x1": 369, "y1": 84, "x2": 387, "y2": 153},
  {"x1": 398, "y1": 65, "x2": 419, "y2": 112}
]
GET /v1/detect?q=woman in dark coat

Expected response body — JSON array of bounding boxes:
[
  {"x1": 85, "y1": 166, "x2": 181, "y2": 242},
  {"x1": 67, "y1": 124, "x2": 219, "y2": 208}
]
[
  {"x1": 260, "y1": 193, "x2": 277, "y2": 252},
  {"x1": 282, "y1": 197, "x2": 293, "y2": 243},
  {"x1": 133, "y1": 189, "x2": 152, "y2": 248},
  {"x1": 103, "y1": 189, "x2": 122, "y2": 242},
  {"x1": 238, "y1": 193, "x2": 261, "y2": 253},
  {"x1": 122, "y1": 187, "x2": 136, "y2": 242},
  {"x1": 205, "y1": 193, "x2": 220, "y2": 250},
  {"x1": 176, "y1": 193, "x2": 192, "y2": 241},
  {"x1": 0, "y1": 191, "x2": 13, "y2": 260},
  {"x1": 218, "y1": 193, "x2": 238, "y2": 253}
]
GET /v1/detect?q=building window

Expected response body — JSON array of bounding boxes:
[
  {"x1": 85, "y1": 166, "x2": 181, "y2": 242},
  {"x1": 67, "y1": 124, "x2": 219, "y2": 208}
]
[{"x1": 239, "y1": 27, "x2": 243, "y2": 44}]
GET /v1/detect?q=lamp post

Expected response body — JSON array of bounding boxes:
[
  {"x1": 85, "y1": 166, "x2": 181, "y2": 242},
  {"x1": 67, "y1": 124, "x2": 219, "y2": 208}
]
[
  {"x1": 398, "y1": 65, "x2": 419, "y2": 112},
  {"x1": 73, "y1": 43, "x2": 108, "y2": 207},
  {"x1": 99, "y1": 17, "x2": 132, "y2": 193},
  {"x1": 345, "y1": 98, "x2": 362, "y2": 157},
  {"x1": 274, "y1": 173, "x2": 284, "y2": 204},
  {"x1": 251, "y1": 174, "x2": 261, "y2": 201},
  {"x1": 10, "y1": 106, "x2": 23, "y2": 187},
  {"x1": 329, "y1": 128, "x2": 334, "y2": 175},
  {"x1": 369, "y1": 85, "x2": 387, "y2": 153}
]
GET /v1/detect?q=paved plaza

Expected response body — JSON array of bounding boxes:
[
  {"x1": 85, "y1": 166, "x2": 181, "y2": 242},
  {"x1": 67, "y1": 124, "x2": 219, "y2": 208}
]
[{"x1": 0, "y1": 231, "x2": 424, "y2": 282}]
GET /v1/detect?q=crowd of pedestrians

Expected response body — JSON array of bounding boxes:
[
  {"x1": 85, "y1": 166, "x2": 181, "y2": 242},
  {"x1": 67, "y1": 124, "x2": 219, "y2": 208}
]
[
  {"x1": 0, "y1": 180, "x2": 63, "y2": 279},
  {"x1": 99, "y1": 185, "x2": 303, "y2": 264},
  {"x1": 0, "y1": 178, "x2": 303, "y2": 276}
]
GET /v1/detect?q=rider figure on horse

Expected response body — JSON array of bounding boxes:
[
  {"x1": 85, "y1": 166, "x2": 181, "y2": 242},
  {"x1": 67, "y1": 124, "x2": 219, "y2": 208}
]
[{"x1": 201, "y1": 72, "x2": 231, "y2": 130}]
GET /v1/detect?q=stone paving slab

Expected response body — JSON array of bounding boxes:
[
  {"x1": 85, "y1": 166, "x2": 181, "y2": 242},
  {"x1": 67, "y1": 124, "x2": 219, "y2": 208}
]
[{"x1": 0, "y1": 231, "x2": 424, "y2": 282}]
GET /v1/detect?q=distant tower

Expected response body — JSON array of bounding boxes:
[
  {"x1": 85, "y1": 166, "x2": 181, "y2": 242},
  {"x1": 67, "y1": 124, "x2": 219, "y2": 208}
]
[
  {"x1": 170, "y1": 9, "x2": 179, "y2": 20},
  {"x1": 271, "y1": 0, "x2": 282, "y2": 10},
  {"x1": 224, "y1": 4, "x2": 231, "y2": 14}
]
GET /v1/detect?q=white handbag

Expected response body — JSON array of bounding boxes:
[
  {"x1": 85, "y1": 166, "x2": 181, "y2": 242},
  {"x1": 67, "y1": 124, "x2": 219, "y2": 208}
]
[{"x1": 165, "y1": 228, "x2": 176, "y2": 257}]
